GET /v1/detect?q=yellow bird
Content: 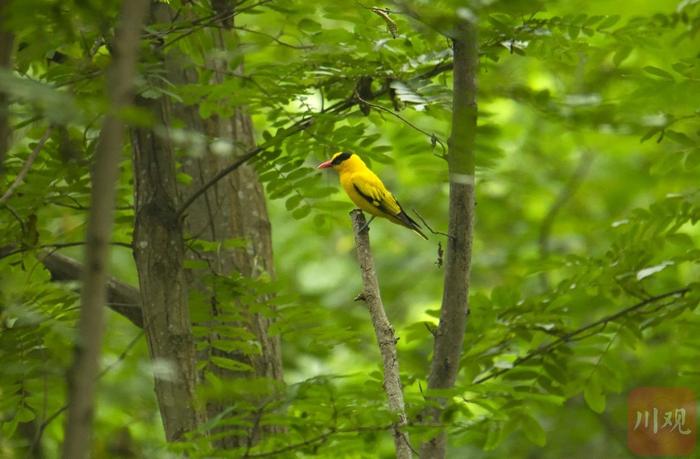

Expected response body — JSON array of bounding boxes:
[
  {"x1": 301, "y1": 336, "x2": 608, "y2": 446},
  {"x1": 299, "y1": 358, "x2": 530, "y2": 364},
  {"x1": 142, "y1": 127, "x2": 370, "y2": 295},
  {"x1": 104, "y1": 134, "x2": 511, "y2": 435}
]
[{"x1": 317, "y1": 152, "x2": 428, "y2": 239}]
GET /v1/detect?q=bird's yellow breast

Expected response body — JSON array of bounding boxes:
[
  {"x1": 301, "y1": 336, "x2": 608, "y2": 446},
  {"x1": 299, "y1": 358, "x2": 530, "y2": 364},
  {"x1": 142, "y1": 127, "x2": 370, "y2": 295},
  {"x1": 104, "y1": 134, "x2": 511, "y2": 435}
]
[{"x1": 339, "y1": 172, "x2": 387, "y2": 217}]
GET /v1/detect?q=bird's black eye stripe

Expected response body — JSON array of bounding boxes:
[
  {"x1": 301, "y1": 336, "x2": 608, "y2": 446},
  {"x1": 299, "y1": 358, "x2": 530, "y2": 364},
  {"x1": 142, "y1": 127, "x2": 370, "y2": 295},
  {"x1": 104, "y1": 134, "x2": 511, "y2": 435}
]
[{"x1": 331, "y1": 151, "x2": 352, "y2": 165}]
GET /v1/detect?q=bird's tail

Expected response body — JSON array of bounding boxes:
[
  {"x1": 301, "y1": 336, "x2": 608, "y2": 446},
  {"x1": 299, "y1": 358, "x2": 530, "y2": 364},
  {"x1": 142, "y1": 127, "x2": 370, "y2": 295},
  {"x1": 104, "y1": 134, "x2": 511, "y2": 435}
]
[{"x1": 395, "y1": 211, "x2": 428, "y2": 240}]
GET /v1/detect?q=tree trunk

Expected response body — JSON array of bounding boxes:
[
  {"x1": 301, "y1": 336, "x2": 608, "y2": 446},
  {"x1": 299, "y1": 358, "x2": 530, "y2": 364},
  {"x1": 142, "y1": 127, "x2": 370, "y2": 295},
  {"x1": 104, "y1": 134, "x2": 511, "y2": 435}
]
[
  {"x1": 131, "y1": 90, "x2": 203, "y2": 440},
  {"x1": 174, "y1": 4, "x2": 283, "y2": 446},
  {"x1": 62, "y1": 1, "x2": 148, "y2": 457},
  {"x1": 420, "y1": 19, "x2": 478, "y2": 459},
  {"x1": 129, "y1": 1, "x2": 283, "y2": 446}
]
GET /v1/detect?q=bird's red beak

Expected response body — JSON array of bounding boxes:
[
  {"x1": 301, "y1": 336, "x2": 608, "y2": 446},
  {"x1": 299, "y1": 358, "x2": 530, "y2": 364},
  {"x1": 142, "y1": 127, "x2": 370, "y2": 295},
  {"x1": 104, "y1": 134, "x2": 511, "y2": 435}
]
[{"x1": 317, "y1": 159, "x2": 333, "y2": 169}]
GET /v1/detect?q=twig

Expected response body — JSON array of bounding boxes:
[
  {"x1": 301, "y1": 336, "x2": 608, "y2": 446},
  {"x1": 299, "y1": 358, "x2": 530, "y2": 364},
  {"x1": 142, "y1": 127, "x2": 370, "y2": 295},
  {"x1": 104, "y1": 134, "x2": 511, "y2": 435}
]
[
  {"x1": 161, "y1": 0, "x2": 274, "y2": 48},
  {"x1": 473, "y1": 287, "x2": 692, "y2": 385},
  {"x1": 245, "y1": 425, "x2": 393, "y2": 458},
  {"x1": 233, "y1": 26, "x2": 313, "y2": 49},
  {"x1": 0, "y1": 241, "x2": 132, "y2": 261},
  {"x1": 354, "y1": 91, "x2": 447, "y2": 155},
  {"x1": 176, "y1": 59, "x2": 456, "y2": 217},
  {"x1": 0, "y1": 127, "x2": 52, "y2": 205},
  {"x1": 350, "y1": 209, "x2": 412, "y2": 459},
  {"x1": 98, "y1": 331, "x2": 145, "y2": 378},
  {"x1": 538, "y1": 149, "x2": 594, "y2": 289},
  {"x1": 412, "y1": 208, "x2": 450, "y2": 239},
  {"x1": 30, "y1": 332, "x2": 144, "y2": 455}
]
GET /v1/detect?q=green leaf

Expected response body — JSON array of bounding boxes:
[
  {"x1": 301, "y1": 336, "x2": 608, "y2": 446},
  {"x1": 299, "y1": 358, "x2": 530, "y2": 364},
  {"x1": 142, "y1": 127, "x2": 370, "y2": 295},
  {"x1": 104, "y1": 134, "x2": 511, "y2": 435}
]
[
  {"x1": 640, "y1": 127, "x2": 662, "y2": 143},
  {"x1": 521, "y1": 414, "x2": 547, "y2": 446},
  {"x1": 643, "y1": 66, "x2": 674, "y2": 80},
  {"x1": 15, "y1": 406, "x2": 36, "y2": 423},
  {"x1": 285, "y1": 194, "x2": 303, "y2": 211},
  {"x1": 298, "y1": 18, "x2": 322, "y2": 33},
  {"x1": 613, "y1": 46, "x2": 632, "y2": 67},
  {"x1": 176, "y1": 172, "x2": 193, "y2": 185},
  {"x1": 583, "y1": 379, "x2": 606, "y2": 413},
  {"x1": 210, "y1": 356, "x2": 254, "y2": 372},
  {"x1": 596, "y1": 15, "x2": 620, "y2": 30},
  {"x1": 483, "y1": 421, "x2": 504, "y2": 451},
  {"x1": 665, "y1": 130, "x2": 695, "y2": 147},
  {"x1": 292, "y1": 205, "x2": 311, "y2": 219}
]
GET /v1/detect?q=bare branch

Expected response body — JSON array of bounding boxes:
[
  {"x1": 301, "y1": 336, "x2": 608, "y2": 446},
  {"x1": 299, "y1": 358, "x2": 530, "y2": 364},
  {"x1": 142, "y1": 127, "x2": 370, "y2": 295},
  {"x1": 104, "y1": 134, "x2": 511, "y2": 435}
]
[
  {"x1": 354, "y1": 91, "x2": 447, "y2": 155},
  {"x1": 0, "y1": 241, "x2": 132, "y2": 260},
  {"x1": 0, "y1": 243, "x2": 143, "y2": 326},
  {"x1": 473, "y1": 287, "x2": 692, "y2": 385},
  {"x1": 31, "y1": 331, "x2": 144, "y2": 455},
  {"x1": 234, "y1": 25, "x2": 313, "y2": 49},
  {"x1": 245, "y1": 424, "x2": 393, "y2": 458},
  {"x1": 0, "y1": 127, "x2": 52, "y2": 205},
  {"x1": 350, "y1": 209, "x2": 412, "y2": 459},
  {"x1": 538, "y1": 149, "x2": 594, "y2": 289},
  {"x1": 39, "y1": 251, "x2": 143, "y2": 328}
]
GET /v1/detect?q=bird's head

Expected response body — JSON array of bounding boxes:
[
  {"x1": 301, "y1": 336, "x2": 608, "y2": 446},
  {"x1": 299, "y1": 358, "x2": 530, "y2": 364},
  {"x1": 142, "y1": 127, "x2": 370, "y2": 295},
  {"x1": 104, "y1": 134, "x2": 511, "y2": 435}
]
[{"x1": 317, "y1": 151, "x2": 355, "y2": 172}]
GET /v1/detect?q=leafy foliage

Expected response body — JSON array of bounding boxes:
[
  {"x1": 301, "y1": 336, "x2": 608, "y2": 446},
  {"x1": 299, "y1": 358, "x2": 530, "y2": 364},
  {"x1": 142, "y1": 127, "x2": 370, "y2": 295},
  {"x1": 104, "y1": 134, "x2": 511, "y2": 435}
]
[{"x1": 0, "y1": 0, "x2": 699, "y2": 457}]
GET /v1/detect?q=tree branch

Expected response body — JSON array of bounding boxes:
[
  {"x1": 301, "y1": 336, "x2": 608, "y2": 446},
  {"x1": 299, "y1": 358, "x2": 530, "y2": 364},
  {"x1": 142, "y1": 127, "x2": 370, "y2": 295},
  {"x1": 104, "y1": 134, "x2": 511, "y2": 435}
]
[
  {"x1": 0, "y1": 127, "x2": 52, "y2": 205},
  {"x1": 244, "y1": 424, "x2": 393, "y2": 458},
  {"x1": 0, "y1": 243, "x2": 143, "y2": 326},
  {"x1": 350, "y1": 209, "x2": 412, "y2": 459},
  {"x1": 0, "y1": 241, "x2": 132, "y2": 260},
  {"x1": 176, "y1": 59, "x2": 455, "y2": 217},
  {"x1": 39, "y1": 251, "x2": 143, "y2": 327},
  {"x1": 62, "y1": 1, "x2": 148, "y2": 457},
  {"x1": 473, "y1": 287, "x2": 692, "y2": 385},
  {"x1": 538, "y1": 149, "x2": 594, "y2": 289},
  {"x1": 421, "y1": 18, "x2": 477, "y2": 459},
  {"x1": 31, "y1": 331, "x2": 144, "y2": 455},
  {"x1": 354, "y1": 91, "x2": 447, "y2": 156}
]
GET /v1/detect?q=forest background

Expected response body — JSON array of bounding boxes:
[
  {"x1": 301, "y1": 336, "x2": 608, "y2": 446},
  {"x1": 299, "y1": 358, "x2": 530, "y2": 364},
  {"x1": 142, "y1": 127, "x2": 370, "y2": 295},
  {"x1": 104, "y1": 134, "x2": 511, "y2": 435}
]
[{"x1": 1, "y1": 0, "x2": 699, "y2": 457}]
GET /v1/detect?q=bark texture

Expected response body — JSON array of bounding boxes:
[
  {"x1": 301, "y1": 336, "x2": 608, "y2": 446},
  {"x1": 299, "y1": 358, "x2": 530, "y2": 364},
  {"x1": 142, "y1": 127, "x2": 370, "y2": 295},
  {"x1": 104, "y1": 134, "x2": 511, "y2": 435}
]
[
  {"x1": 420, "y1": 19, "x2": 477, "y2": 459},
  {"x1": 351, "y1": 210, "x2": 411, "y2": 459},
  {"x1": 61, "y1": 1, "x2": 148, "y2": 458},
  {"x1": 131, "y1": 6, "x2": 203, "y2": 439},
  {"x1": 128, "y1": 1, "x2": 282, "y2": 445},
  {"x1": 131, "y1": 105, "x2": 203, "y2": 440},
  {"x1": 162, "y1": 2, "x2": 282, "y2": 448}
]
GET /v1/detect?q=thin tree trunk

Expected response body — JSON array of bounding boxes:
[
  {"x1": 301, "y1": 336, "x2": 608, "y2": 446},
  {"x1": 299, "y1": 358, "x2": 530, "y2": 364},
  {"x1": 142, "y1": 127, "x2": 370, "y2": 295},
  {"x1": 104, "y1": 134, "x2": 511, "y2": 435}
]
[
  {"x1": 350, "y1": 210, "x2": 411, "y2": 459},
  {"x1": 0, "y1": 0, "x2": 14, "y2": 168},
  {"x1": 61, "y1": 1, "x2": 147, "y2": 458},
  {"x1": 420, "y1": 19, "x2": 477, "y2": 459}
]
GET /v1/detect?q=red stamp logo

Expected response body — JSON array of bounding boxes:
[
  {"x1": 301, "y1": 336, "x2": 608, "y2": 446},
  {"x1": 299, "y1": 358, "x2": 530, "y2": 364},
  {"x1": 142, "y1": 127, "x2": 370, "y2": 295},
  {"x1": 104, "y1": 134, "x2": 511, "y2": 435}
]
[{"x1": 628, "y1": 387, "x2": 696, "y2": 456}]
